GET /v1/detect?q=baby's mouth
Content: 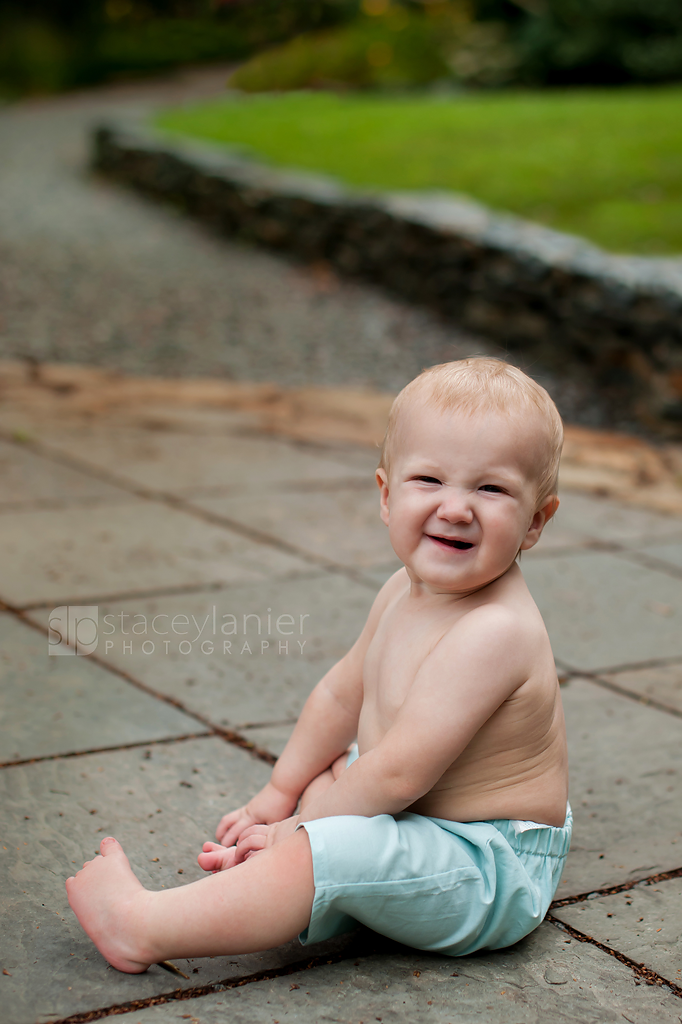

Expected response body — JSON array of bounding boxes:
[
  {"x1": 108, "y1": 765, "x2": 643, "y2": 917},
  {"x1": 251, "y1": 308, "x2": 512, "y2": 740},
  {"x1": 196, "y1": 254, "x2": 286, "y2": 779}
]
[{"x1": 428, "y1": 535, "x2": 474, "y2": 550}]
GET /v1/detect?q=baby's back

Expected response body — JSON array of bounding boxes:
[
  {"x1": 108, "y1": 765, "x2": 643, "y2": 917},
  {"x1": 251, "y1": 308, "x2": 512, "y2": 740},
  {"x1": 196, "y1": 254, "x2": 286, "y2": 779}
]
[{"x1": 358, "y1": 567, "x2": 568, "y2": 827}]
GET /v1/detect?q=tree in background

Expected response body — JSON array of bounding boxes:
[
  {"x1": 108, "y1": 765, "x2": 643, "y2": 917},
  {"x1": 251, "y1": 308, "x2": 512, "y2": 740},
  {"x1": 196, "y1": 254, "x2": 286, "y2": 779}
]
[
  {"x1": 517, "y1": 0, "x2": 682, "y2": 85},
  {"x1": 225, "y1": 0, "x2": 682, "y2": 93},
  {"x1": 1, "y1": 0, "x2": 681, "y2": 94},
  {"x1": 0, "y1": 0, "x2": 359, "y2": 95}
]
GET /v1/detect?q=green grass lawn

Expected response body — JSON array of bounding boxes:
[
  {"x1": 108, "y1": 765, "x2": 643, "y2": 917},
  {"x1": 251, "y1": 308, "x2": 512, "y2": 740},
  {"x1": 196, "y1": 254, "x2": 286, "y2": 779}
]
[{"x1": 156, "y1": 88, "x2": 682, "y2": 255}]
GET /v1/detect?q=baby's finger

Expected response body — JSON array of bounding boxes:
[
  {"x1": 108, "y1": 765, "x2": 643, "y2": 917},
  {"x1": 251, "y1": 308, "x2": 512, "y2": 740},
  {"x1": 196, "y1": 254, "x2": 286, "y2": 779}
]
[
  {"x1": 215, "y1": 810, "x2": 242, "y2": 843},
  {"x1": 243, "y1": 848, "x2": 265, "y2": 862},
  {"x1": 219, "y1": 817, "x2": 254, "y2": 848},
  {"x1": 234, "y1": 834, "x2": 267, "y2": 865},
  {"x1": 238, "y1": 824, "x2": 269, "y2": 841}
]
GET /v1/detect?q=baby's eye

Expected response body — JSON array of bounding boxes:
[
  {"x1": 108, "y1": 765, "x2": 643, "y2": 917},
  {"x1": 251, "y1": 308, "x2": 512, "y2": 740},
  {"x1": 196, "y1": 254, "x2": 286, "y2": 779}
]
[
  {"x1": 480, "y1": 484, "x2": 504, "y2": 493},
  {"x1": 414, "y1": 475, "x2": 441, "y2": 485}
]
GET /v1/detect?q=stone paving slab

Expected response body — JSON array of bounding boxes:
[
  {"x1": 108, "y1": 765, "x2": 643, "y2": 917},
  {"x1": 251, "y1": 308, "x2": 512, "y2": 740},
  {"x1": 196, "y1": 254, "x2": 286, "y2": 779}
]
[
  {"x1": 0, "y1": 737, "x2": 361, "y2": 1024},
  {"x1": 558, "y1": 678, "x2": 682, "y2": 895},
  {"x1": 34, "y1": 427, "x2": 369, "y2": 496},
  {"x1": 553, "y1": 878, "x2": 682, "y2": 984},
  {"x1": 0, "y1": 613, "x2": 199, "y2": 764},
  {"x1": 522, "y1": 552, "x2": 682, "y2": 672},
  {"x1": 0, "y1": 501, "x2": 309, "y2": 608},
  {"x1": 27, "y1": 574, "x2": 375, "y2": 729},
  {"x1": 359, "y1": 562, "x2": 404, "y2": 590},
  {"x1": 241, "y1": 723, "x2": 296, "y2": 759},
  {"x1": 320, "y1": 445, "x2": 384, "y2": 475},
  {"x1": 114, "y1": 923, "x2": 682, "y2": 1024},
  {"x1": 599, "y1": 662, "x2": 682, "y2": 714},
  {"x1": 530, "y1": 490, "x2": 682, "y2": 555},
  {"x1": 638, "y1": 540, "x2": 682, "y2": 571},
  {"x1": 195, "y1": 484, "x2": 394, "y2": 568},
  {"x1": 0, "y1": 438, "x2": 134, "y2": 510}
]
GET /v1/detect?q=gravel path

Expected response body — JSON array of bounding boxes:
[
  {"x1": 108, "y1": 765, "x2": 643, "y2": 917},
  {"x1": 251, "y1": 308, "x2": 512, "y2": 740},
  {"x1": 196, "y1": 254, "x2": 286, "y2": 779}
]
[{"x1": 0, "y1": 68, "x2": 498, "y2": 395}]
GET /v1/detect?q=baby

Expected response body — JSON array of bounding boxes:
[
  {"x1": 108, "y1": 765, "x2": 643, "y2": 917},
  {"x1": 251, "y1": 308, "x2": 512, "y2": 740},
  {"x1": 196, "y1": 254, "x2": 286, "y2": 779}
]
[{"x1": 66, "y1": 357, "x2": 571, "y2": 972}]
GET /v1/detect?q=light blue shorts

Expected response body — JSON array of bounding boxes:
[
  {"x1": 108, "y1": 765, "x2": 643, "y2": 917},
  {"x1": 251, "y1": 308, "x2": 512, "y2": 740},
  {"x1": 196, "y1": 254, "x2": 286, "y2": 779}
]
[{"x1": 297, "y1": 747, "x2": 572, "y2": 957}]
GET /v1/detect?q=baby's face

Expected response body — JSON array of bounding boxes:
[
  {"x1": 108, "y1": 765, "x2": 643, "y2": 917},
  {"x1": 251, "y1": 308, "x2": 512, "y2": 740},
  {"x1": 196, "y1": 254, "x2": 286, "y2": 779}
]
[{"x1": 377, "y1": 403, "x2": 554, "y2": 595}]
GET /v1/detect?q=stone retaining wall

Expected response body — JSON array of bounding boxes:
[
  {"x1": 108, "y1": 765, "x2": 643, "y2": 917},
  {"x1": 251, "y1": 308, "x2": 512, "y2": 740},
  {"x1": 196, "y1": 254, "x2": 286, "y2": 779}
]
[{"x1": 92, "y1": 123, "x2": 682, "y2": 432}]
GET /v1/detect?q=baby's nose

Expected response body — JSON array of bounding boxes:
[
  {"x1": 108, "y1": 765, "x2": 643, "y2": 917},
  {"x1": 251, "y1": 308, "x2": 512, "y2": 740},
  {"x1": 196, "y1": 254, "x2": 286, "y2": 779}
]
[{"x1": 437, "y1": 492, "x2": 474, "y2": 522}]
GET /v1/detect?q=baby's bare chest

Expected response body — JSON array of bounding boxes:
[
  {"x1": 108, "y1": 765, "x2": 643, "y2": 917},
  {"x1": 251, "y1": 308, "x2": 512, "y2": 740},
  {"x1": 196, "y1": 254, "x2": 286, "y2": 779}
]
[{"x1": 362, "y1": 612, "x2": 446, "y2": 717}]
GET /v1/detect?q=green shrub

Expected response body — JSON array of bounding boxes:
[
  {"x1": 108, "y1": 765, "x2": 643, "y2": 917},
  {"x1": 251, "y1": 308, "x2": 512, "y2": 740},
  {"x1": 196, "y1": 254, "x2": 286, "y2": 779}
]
[
  {"x1": 97, "y1": 19, "x2": 248, "y2": 75},
  {"x1": 229, "y1": 11, "x2": 447, "y2": 92},
  {"x1": 229, "y1": 3, "x2": 518, "y2": 92},
  {"x1": 0, "y1": 1, "x2": 360, "y2": 96},
  {"x1": 518, "y1": 0, "x2": 682, "y2": 85},
  {"x1": 0, "y1": 20, "x2": 79, "y2": 94}
]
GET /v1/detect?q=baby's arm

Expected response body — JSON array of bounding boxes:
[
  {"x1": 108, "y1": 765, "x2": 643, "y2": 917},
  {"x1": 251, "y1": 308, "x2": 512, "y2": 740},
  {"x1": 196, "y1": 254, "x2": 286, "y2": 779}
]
[
  {"x1": 214, "y1": 573, "x2": 403, "y2": 847},
  {"x1": 284, "y1": 605, "x2": 529, "y2": 829},
  {"x1": 215, "y1": 653, "x2": 362, "y2": 845}
]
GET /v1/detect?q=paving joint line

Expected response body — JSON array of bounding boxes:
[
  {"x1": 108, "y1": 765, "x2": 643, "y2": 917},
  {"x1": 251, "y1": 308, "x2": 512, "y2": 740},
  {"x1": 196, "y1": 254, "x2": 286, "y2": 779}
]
[
  {"x1": 2, "y1": 432, "x2": 381, "y2": 593},
  {"x1": 550, "y1": 865, "x2": 682, "y2": 909},
  {"x1": 178, "y1": 476, "x2": 375, "y2": 499},
  {"x1": 589, "y1": 673, "x2": 682, "y2": 719},
  {"x1": 240, "y1": 718, "x2": 298, "y2": 730},
  {"x1": 525, "y1": 538, "x2": 682, "y2": 579},
  {"x1": 0, "y1": 496, "x2": 138, "y2": 514},
  {"x1": 560, "y1": 665, "x2": 682, "y2": 719},
  {"x1": 616, "y1": 548, "x2": 682, "y2": 583},
  {"x1": 524, "y1": 539, "x2": 625, "y2": 561},
  {"x1": 5, "y1": 606, "x2": 278, "y2": 767},
  {"x1": 547, "y1": 914, "x2": 682, "y2": 997},
  {"x1": 43, "y1": 946, "x2": 366, "y2": 1024},
  {"x1": 17, "y1": 570, "x2": 325, "y2": 612},
  {"x1": 174, "y1": 492, "x2": 381, "y2": 592},
  {"x1": 559, "y1": 654, "x2": 682, "y2": 675},
  {"x1": 0, "y1": 732, "x2": 212, "y2": 770}
]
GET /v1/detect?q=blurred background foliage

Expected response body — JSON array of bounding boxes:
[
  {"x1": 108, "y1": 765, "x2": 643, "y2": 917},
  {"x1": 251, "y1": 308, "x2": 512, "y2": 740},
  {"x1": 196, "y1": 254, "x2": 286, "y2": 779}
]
[
  {"x1": 1, "y1": 0, "x2": 681, "y2": 97},
  {"x1": 0, "y1": 0, "x2": 355, "y2": 96}
]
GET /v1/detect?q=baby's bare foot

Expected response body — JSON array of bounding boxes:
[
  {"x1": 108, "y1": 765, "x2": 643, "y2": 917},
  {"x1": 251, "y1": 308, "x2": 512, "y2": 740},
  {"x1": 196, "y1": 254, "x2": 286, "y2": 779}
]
[
  {"x1": 66, "y1": 837, "x2": 155, "y2": 973},
  {"x1": 198, "y1": 841, "x2": 238, "y2": 873}
]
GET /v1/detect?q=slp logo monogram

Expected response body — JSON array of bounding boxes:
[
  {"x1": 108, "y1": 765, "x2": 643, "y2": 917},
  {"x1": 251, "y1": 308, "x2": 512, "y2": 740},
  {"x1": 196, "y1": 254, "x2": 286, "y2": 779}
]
[{"x1": 48, "y1": 606, "x2": 99, "y2": 656}]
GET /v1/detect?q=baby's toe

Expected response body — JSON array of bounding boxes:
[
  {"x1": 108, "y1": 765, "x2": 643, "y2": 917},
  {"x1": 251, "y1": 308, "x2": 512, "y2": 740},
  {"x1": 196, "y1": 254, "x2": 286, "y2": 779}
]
[{"x1": 197, "y1": 851, "x2": 219, "y2": 872}]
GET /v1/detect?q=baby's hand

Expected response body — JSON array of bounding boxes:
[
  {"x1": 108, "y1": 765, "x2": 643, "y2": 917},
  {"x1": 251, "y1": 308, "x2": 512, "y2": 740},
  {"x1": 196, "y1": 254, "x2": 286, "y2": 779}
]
[
  {"x1": 215, "y1": 805, "x2": 260, "y2": 848},
  {"x1": 215, "y1": 781, "x2": 297, "y2": 847}
]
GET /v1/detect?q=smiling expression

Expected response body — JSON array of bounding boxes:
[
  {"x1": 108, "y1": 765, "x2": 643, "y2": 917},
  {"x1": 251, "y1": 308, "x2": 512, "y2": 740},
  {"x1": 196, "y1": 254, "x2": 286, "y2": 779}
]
[{"x1": 377, "y1": 404, "x2": 557, "y2": 596}]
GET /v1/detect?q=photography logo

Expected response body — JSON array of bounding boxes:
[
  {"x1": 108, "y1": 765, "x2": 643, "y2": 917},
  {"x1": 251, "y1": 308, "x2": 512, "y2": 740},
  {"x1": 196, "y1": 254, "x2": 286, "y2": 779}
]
[{"x1": 48, "y1": 606, "x2": 99, "y2": 656}]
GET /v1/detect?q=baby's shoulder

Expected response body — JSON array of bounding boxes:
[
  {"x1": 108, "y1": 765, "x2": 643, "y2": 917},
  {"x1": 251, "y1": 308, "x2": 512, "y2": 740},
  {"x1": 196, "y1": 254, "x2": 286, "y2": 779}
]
[
  {"x1": 439, "y1": 597, "x2": 546, "y2": 678},
  {"x1": 447, "y1": 599, "x2": 525, "y2": 647},
  {"x1": 353, "y1": 568, "x2": 410, "y2": 651},
  {"x1": 372, "y1": 567, "x2": 410, "y2": 614}
]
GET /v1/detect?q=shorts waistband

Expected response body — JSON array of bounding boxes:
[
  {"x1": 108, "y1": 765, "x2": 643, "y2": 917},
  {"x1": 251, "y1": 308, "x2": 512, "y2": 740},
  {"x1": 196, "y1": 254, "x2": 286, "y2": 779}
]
[{"x1": 486, "y1": 802, "x2": 573, "y2": 860}]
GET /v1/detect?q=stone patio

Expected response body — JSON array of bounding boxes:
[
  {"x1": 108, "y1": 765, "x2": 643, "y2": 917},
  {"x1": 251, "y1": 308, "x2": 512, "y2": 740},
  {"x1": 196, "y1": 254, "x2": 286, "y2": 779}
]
[
  {"x1": 2, "y1": 62, "x2": 682, "y2": 1024},
  {"x1": 1, "y1": 402, "x2": 681, "y2": 1024}
]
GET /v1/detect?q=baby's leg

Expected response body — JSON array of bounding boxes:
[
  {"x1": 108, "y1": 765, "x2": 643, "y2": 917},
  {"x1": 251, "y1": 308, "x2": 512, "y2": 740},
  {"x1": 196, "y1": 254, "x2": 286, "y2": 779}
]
[{"x1": 66, "y1": 830, "x2": 314, "y2": 974}]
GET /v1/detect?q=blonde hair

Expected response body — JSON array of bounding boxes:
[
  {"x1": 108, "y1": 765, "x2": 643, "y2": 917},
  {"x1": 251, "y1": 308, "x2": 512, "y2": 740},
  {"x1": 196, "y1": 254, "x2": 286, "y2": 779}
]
[{"x1": 379, "y1": 357, "x2": 563, "y2": 505}]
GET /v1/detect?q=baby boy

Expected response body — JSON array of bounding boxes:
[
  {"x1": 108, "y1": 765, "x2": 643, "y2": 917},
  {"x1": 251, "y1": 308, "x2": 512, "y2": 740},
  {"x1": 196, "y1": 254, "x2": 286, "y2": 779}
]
[{"x1": 66, "y1": 357, "x2": 571, "y2": 971}]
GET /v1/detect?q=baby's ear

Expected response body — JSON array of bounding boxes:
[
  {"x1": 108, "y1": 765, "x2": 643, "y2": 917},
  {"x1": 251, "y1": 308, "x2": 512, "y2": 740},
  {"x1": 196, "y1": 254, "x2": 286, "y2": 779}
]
[
  {"x1": 376, "y1": 468, "x2": 390, "y2": 526},
  {"x1": 520, "y1": 495, "x2": 559, "y2": 551},
  {"x1": 541, "y1": 495, "x2": 560, "y2": 523}
]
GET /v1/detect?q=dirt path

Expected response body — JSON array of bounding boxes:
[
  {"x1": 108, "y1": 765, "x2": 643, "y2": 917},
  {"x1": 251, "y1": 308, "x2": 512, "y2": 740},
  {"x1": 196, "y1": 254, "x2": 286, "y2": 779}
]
[{"x1": 0, "y1": 67, "x2": 495, "y2": 394}]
